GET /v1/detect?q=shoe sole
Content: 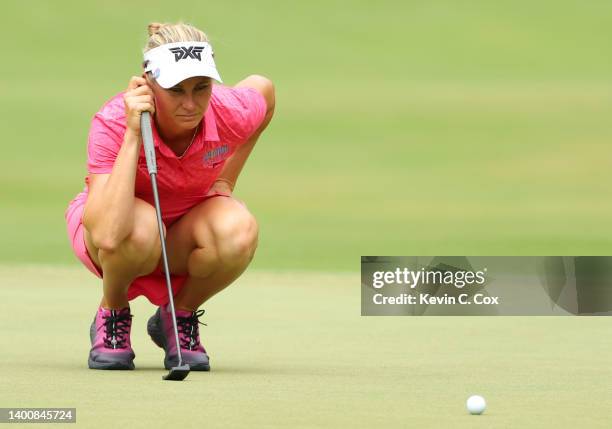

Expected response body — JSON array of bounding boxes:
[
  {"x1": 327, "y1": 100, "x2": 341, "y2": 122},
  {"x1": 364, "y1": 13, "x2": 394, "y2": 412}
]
[
  {"x1": 147, "y1": 311, "x2": 210, "y2": 371},
  {"x1": 88, "y1": 357, "x2": 135, "y2": 370}
]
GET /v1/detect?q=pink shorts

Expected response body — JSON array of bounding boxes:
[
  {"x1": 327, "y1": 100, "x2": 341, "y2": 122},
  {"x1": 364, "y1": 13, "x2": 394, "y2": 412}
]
[{"x1": 64, "y1": 192, "x2": 231, "y2": 306}]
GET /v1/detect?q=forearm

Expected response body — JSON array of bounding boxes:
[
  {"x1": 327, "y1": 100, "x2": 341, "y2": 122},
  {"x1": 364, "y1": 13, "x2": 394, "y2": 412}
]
[
  {"x1": 215, "y1": 105, "x2": 274, "y2": 190},
  {"x1": 215, "y1": 136, "x2": 258, "y2": 189},
  {"x1": 219, "y1": 75, "x2": 275, "y2": 190},
  {"x1": 84, "y1": 130, "x2": 141, "y2": 247}
]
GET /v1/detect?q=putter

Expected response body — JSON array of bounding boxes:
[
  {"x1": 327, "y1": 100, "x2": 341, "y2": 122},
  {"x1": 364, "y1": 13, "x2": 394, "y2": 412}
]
[{"x1": 141, "y1": 111, "x2": 191, "y2": 381}]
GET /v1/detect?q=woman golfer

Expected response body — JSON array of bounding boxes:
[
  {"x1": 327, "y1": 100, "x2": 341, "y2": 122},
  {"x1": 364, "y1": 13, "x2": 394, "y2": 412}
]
[{"x1": 64, "y1": 22, "x2": 275, "y2": 371}]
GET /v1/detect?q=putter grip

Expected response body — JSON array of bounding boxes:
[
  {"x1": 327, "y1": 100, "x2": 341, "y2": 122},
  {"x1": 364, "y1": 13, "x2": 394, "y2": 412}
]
[{"x1": 140, "y1": 111, "x2": 157, "y2": 175}]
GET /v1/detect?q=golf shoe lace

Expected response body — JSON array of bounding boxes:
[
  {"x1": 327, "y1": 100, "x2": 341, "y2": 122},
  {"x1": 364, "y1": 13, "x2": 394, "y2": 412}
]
[
  {"x1": 176, "y1": 309, "x2": 207, "y2": 350},
  {"x1": 103, "y1": 310, "x2": 133, "y2": 349}
]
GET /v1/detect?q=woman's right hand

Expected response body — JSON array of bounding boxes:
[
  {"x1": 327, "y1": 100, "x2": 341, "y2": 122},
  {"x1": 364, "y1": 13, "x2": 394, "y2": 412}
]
[{"x1": 123, "y1": 75, "x2": 155, "y2": 137}]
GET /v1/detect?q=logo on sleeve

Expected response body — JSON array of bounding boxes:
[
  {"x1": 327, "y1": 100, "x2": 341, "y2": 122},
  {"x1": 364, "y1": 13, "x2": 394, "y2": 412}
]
[
  {"x1": 203, "y1": 144, "x2": 229, "y2": 167},
  {"x1": 169, "y1": 46, "x2": 205, "y2": 62}
]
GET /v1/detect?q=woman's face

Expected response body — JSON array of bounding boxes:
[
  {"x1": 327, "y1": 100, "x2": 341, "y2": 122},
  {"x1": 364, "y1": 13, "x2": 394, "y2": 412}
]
[{"x1": 147, "y1": 74, "x2": 213, "y2": 138}]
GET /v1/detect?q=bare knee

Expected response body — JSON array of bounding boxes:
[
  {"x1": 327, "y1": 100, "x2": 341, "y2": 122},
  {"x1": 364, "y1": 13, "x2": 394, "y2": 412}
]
[
  {"x1": 125, "y1": 217, "x2": 163, "y2": 275},
  {"x1": 184, "y1": 200, "x2": 259, "y2": 278},
  {"x1": 212, "y1": 211, "x2": 259, "y2": 266},
  {"x1": 97, "y1": 200, "x2": 165, "y2": 275}
]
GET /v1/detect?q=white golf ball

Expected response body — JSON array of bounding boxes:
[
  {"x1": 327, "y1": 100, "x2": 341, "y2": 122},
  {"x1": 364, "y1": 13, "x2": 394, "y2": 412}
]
[{"x1": 466, "y1": 395, "x2": 486, "y2": 415}]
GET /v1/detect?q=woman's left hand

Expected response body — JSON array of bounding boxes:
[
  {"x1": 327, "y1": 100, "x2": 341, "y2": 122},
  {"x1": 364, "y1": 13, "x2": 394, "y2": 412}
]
[{"x1": 206, "y1": 179, "x2": 233, "y2": 197}]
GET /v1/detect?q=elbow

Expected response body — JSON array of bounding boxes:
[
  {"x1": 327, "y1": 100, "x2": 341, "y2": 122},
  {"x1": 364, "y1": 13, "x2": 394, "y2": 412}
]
[
  {"x1": 94, "y1": 236, "x2": 121, "y2": 253},
  {"x1": 249, "y1": 74, "x2": 275, "y2": 116},
  {"x1": 87, "y1": 227, "x2": 121, "y2": 252},
  {"x1": 263, "y1": 79, "x2": 275, "y2": 116},
  {"x1": 264, "y1": 80, "x2": 276, "y2": 117},
  {"x1": 83, "y1": 215, "x2": 123, "y2": 252}
]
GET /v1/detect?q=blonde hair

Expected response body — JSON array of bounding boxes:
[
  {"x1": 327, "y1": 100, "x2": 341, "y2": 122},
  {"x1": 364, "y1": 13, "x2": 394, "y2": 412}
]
[{"x1": 143, "y1": 21, "x2": 210, "y2": 53}]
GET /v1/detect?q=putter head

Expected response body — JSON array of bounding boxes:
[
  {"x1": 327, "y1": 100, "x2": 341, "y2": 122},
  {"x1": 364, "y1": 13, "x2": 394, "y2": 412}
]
[{"x1": 162, "y1": 364, "x2": 190, "y2": 381}]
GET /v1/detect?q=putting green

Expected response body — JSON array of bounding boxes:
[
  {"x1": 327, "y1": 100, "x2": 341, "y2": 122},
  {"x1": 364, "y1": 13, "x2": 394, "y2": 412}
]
[{"x1": 2, "y1": 264, "x2": 612, "y2": 428}]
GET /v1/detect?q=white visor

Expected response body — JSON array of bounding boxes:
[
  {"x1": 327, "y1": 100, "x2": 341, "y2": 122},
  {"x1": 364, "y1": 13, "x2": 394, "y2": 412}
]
[{"x1": 143, "y1": 41, "x2": 222, "y2": 88}]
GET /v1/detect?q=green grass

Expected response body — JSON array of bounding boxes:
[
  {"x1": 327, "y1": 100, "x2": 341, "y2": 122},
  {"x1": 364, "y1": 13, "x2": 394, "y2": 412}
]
[
  {"x1": 2, "y1": 3, "x2": 612, "y2": 426},
  {"x1": 2, "y1": 1, "x2": 612, "y2": 270},
  {"x1": 3, "y1": 264, "x2": 612, "y2": 428},
  {"x1": 3, "y1": 4, "x2": 612, "y2": 427}
]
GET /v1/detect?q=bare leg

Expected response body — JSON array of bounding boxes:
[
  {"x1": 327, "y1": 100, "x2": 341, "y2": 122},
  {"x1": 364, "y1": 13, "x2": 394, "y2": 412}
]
[
  {"x1": 84, "y1": 198, "x2": 165, "y2": 309},
  {"x1": 163, "y1": 196, "x2": 258, "y2": 311}
]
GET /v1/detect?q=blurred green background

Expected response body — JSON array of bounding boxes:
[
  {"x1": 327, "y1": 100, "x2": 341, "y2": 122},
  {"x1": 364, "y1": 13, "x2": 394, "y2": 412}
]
[{"x1": 1, "y1": 0, "x2": 611, "y2": 271}]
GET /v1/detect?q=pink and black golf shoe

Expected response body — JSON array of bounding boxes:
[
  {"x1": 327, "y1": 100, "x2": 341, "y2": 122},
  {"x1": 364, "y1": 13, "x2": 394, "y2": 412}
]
[
  {"x1": 147, "y1": 305, "x2": 210, "y2": 371},
  {"x1": 88, "y1": 306, "x2": 135, "y2": 370}
]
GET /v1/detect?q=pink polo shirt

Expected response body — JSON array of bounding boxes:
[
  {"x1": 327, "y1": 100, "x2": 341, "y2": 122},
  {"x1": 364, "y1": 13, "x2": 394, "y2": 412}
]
[{"x1": 71, "y1": 84, "x2": 267, "y2": 226}]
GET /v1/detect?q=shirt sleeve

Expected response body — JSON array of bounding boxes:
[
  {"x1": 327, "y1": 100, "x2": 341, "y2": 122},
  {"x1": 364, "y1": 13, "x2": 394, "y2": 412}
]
[
  {"x1": 86, "y1": 114, "x2": 124, "y2": 174},
  {"x1": 215, "y1": 86, "x2": 268, "y2": 144}
]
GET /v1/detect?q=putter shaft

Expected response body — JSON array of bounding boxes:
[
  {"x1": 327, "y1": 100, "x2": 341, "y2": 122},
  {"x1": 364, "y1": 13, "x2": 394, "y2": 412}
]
[
  {"x1": 150, "y1": 174, "x2": 184, "y2": 368},
  {"x1": 141, "y1": 111, "x2": 190, "y2": 380}
]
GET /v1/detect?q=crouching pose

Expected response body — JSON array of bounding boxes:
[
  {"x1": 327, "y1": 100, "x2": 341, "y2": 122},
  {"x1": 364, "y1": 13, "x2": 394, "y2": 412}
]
[{"x1": 64, "y1": 21, "x2": 275, "y2": 370}]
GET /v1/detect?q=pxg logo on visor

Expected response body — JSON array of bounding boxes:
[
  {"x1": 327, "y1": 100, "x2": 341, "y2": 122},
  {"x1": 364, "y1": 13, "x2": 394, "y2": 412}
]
[
  {"x1": 143, "y1": 41, "x2": 222, "y2": 87},
  {"x1": 169, "y1": 46, "x2": 205, "y2": 62}
]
